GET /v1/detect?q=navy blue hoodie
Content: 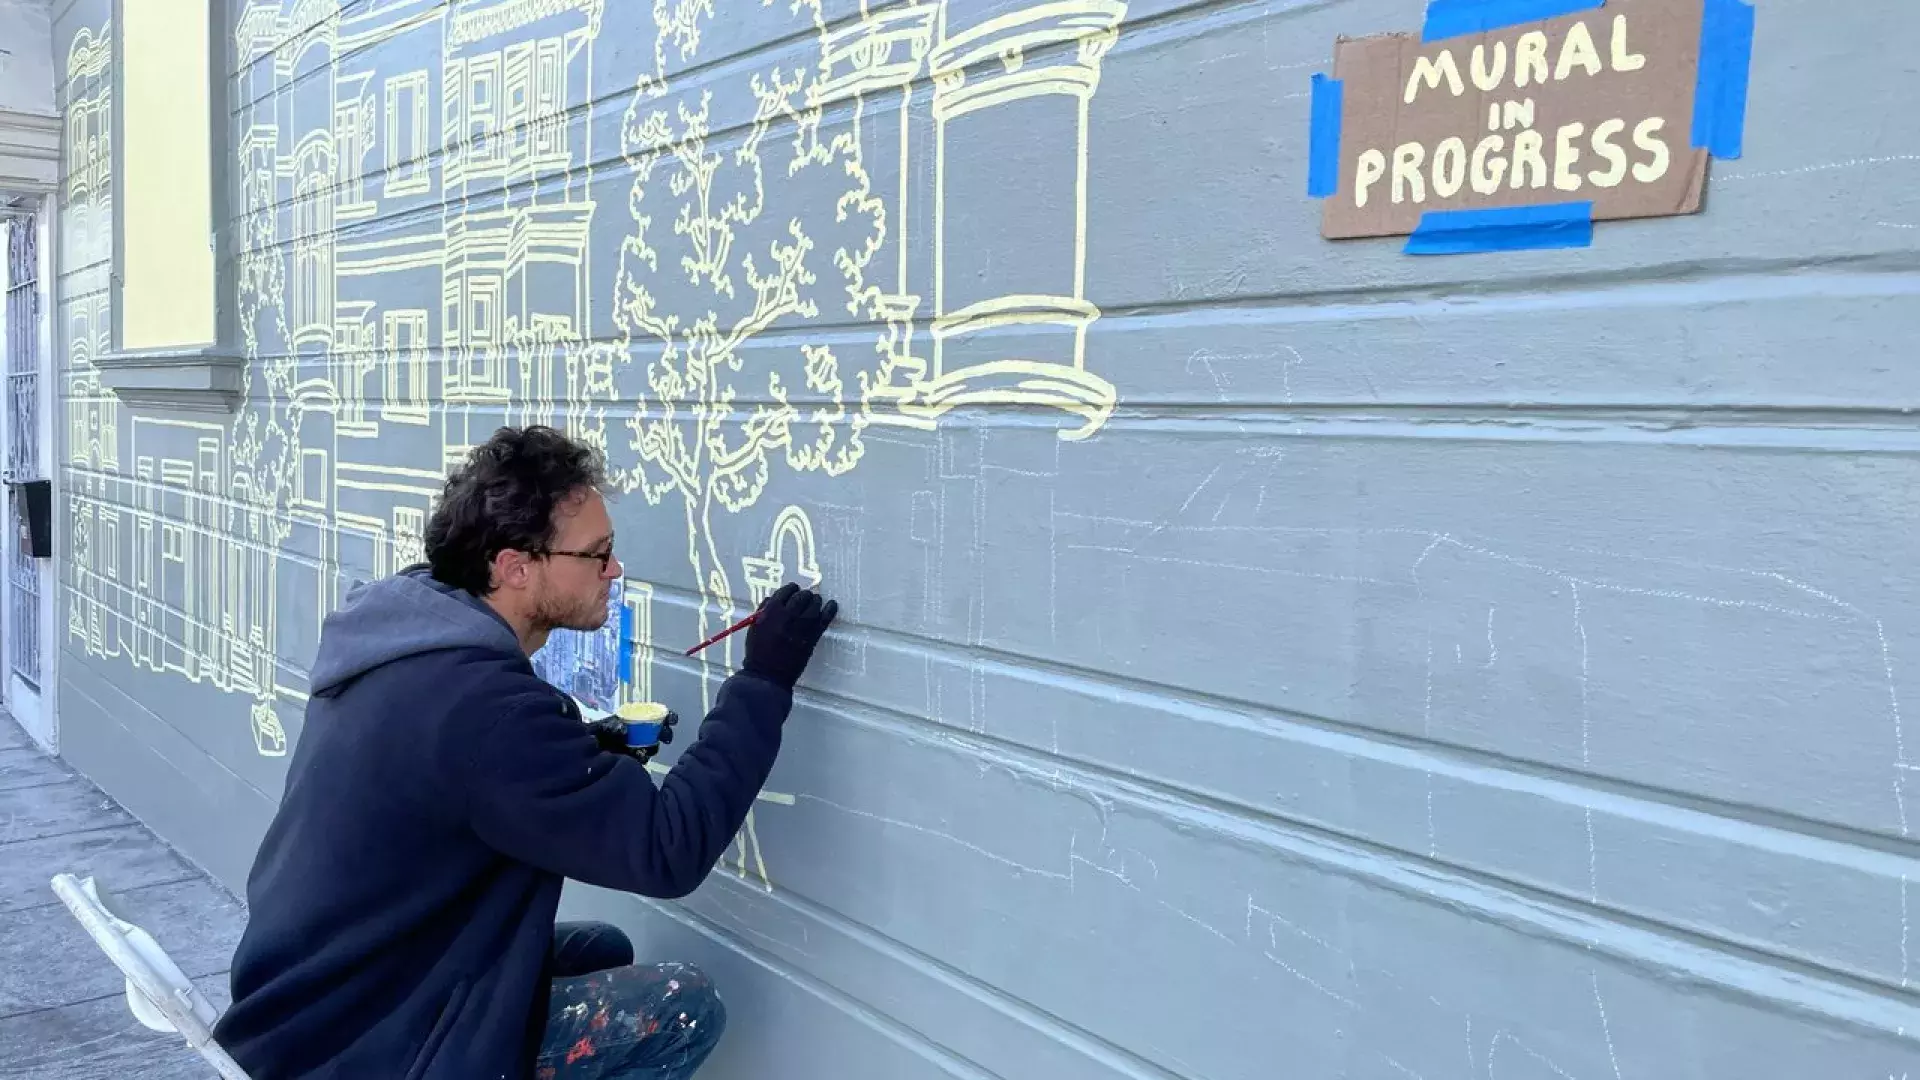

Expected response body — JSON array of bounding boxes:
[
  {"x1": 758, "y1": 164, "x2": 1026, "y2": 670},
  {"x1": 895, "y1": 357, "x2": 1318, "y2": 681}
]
[{"x1": 212, "y1": 565, "x2": 788, "y2": 1079}]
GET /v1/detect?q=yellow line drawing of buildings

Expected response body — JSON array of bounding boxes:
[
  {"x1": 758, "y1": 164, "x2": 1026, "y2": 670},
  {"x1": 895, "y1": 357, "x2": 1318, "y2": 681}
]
[
  {"x1": 63, "y1": 20, "x2": 119, "y2": 696},
  {"x1": 917, "y1": 0, "x2": 1125, "y2": 441},
  {"x1": 743, "y1": 506, "x2": 824, "y2": 604},
  {"x1": 594, "y1": 0, "x2": 1127, "y2": 689},
  {"x1": 234, "y1": 0, "x2": 607, "y2": 730},
  {"x1": 62, "y1": 0, "x2": 1129, "y2": 893},
  {"x1": 62, "y1": 21, "x2": 294, "y2": 758},
  {"x1": 67, "y1": 0, "x2": 613, "y2": 756}
]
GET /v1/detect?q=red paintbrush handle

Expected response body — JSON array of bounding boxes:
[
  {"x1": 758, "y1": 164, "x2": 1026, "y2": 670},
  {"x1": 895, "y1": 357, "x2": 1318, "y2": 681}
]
[{"x1": 684, "y1": 610, "x2": 759, "y2": 657}]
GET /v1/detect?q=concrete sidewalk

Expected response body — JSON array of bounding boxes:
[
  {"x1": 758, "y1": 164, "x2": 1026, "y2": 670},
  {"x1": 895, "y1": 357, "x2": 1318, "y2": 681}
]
[{"x1": 0, "y1": 713, "x2": 246, "y2": 1079}]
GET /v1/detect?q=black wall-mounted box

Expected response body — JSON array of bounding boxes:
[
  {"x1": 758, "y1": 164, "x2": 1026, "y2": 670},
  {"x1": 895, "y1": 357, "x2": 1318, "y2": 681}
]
[{"x1": 13, "y1": 479, "x2": 50, "y2": 559}]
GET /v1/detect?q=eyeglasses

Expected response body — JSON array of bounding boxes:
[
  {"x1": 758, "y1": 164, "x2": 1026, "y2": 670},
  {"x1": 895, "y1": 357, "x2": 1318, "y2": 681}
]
[{"x1": 538, "y1": 547, "x2": 615, "y2": 571}]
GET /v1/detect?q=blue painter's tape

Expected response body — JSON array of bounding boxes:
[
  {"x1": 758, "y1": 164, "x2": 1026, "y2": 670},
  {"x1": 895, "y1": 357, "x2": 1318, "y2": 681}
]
[
  {"x1": 1307, "y1": 73, "x2": 1343, "y2": 198},
  {"x1": 617, "y1": 603, "x2": 634, "y2": 684},
  {"x1": 1404, "y1": 201, "x2": 1594, "y2": 255},
  {"x1": 1421, "y1": 0, "x2": 1603, "y2": 42},
  {"x1": 1691, "y1": 0, "x2": 1755, "y2": 159}
]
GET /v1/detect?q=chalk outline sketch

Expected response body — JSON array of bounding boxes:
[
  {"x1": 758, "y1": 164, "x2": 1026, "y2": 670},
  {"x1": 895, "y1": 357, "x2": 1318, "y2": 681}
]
[{"x1": 61, "y1": 0, "x2": 1131, "y2": 894}]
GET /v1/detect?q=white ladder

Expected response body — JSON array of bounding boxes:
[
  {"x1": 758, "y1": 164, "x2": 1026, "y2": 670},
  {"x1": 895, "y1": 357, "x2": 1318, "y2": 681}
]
[{"x1": 49, "y1": 872, "x2": 253, "y2": 1080}]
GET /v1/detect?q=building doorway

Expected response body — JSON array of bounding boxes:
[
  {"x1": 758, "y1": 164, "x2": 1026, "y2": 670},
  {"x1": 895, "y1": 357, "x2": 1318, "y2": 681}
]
[{"x1": 3, "y1": 199, "x2": 56, "y2": 750}]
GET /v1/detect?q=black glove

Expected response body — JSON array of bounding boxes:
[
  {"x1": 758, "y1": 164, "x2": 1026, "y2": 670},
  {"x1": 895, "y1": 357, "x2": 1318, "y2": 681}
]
[
  {"x1": 741, "y1": 582, "x2": 838, "y2": 690},
  {"x1": 587, "y1": 711, "x2": 678, "y2": 764}
]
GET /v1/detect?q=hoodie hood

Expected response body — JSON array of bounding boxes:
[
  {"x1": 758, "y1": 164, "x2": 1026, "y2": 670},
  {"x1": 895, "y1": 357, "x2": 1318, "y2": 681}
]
[{"x1": 309, "y1": 564, "x2": 522, "y2": 697}]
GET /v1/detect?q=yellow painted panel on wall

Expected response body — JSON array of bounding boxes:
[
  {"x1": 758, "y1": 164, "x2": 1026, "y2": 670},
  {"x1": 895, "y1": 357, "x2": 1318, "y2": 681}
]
[{"x1": 119, "y1": 0, "x2": 214, "y2": 351}]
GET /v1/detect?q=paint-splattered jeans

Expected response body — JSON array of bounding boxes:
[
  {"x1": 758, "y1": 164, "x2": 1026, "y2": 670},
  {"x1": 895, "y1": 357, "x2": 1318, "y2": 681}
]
[{"x1": 534, "y1": 922, "x2": 727, "y2": 1079}]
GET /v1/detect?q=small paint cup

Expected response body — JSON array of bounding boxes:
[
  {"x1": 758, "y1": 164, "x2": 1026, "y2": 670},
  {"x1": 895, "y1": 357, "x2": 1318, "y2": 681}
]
[{"x1": 616, "y1": 701, "x2": 669, "y2": 750}]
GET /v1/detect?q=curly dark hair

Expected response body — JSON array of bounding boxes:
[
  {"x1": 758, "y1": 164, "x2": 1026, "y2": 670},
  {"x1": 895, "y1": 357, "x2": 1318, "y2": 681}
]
[{"x1": 425, "y1": 425, "x2": 609, "y2": 595}]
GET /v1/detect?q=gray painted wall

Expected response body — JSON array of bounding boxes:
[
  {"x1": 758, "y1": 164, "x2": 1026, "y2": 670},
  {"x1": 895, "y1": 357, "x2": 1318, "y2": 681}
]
[
  {"x1": 45, "y1": 0, "x2": 1920, "y2": 1076},
  {"x1": 0, "y1": 0, "x2": 54, "y2": 117}
]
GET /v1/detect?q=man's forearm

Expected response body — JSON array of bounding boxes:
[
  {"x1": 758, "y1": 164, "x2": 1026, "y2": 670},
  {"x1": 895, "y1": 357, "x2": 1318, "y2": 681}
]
[{"x1": 639, "y1": 672, "x2": 792, "y2": 894}]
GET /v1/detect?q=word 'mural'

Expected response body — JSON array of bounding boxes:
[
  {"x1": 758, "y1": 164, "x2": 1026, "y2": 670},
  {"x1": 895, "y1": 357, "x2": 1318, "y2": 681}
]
[{"x1": 1355, "y1": 17, "x2": 1662, "y2": 208}]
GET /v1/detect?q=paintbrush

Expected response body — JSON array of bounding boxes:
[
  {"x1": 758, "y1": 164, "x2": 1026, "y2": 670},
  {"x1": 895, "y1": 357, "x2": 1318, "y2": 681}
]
[{"x1": 684, "y1": 611, "x2": 758, "y2": 657}]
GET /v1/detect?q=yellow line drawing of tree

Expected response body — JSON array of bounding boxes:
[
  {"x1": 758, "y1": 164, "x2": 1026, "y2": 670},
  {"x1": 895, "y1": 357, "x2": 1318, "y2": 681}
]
[
  {"x1": 231, "y1": 28, "x2": 314, "y2": 757},
  {"x1": 570, "y1": 0, "x2": 929, "y2": 888}
]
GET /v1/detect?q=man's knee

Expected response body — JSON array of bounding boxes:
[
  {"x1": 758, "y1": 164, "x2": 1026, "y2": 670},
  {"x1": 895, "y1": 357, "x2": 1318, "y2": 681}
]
[
  {"x1": 540, "y1": 961, "x2": 727, "y2": 1075},
  {"x1": 551, "y1": 921, "x2": 636, "y2": 976},
  {"x1": 656, "y1": 961, "x2": 726, "y2": 1047}
]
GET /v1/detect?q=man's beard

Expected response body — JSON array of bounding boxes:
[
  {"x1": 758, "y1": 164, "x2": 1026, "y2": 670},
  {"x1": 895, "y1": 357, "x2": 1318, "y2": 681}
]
[{"x1": 533, "y1": 590, "x2": 610, "y2": 634}]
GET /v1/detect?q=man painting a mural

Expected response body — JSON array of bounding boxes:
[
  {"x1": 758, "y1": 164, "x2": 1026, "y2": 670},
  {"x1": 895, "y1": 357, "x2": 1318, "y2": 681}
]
[
  {"x1": 208, "y1": 425, "x2": 840, "y2": 1079},
  {"x1": 19, "y1": 0, "x2": 1920, "y2": 1073}
]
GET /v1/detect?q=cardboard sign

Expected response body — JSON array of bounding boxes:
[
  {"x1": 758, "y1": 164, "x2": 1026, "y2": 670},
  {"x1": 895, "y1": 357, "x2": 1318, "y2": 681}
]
[{"x1": 1310, "y1": 0, "x2": 1754, "y2": 248}]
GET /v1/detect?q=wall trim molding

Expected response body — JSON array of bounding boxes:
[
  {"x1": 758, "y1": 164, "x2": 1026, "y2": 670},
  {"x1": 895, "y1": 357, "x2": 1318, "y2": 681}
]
[
  {"x1": 93, "y1": 346, "x2": 247, "y2": 412},
  {"x1": 0, "y1": 107, "x2": 61, "y2": 196}
]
